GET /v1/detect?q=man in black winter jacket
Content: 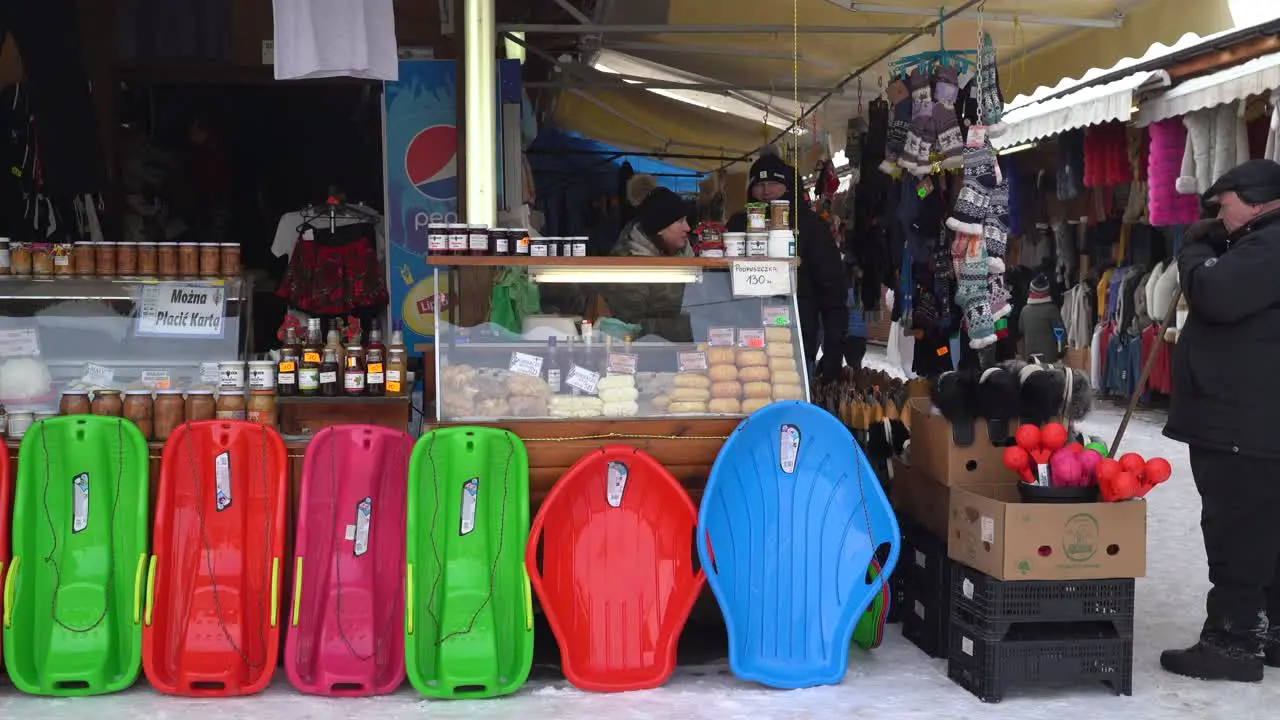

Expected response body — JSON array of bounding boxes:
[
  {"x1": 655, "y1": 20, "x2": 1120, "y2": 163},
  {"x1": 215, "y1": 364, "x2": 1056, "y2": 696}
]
[
  {"x1": 1162, "y1": 159, "x2": 1280, "y2": 683},
  {"x1": 727, "y1": 154, "x2": 849, "y2": 380}
]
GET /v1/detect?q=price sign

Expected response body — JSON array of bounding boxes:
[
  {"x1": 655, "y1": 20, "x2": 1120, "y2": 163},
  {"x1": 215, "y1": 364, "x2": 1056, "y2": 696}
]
[
  {"x1": 141, "y1": 369, "x2": 172, "y2": 390},
  {"x1": 707, "y1": 327, "x2": 736, "y2": 347},
  {"x1": 0, "y1": 328, "x2": 40, "y2": 358},
  {"x1": 607, "y1": 353, "x2": 638, "y2": 375},
  {"x1": 565, "y1": 364, "x2": 600, "y2": 395},
  {"x1": 136, "y1": 282, "x2": 226, "y2": 338},
  {"x1": 738, "y1": 328, "x2": 766, "y2": 349},
  {"x1": 200, "y1": 362, "x2": 221, "y2": 385},
  {"x1": 677, "y1": 351, "x2": 708, "y2": 372},
  {"x1": 731, "y1": 260, "x2": 792, "y2": 297},
  {"x1": 761, "y1": 306, "x2": 792, "y2": 327},
  {"x1": 82, "y1": 363, "x2": 115, "y2": 387},
  {"x1": 508, "y1": 351, "x2": 543, "y2": 378}
]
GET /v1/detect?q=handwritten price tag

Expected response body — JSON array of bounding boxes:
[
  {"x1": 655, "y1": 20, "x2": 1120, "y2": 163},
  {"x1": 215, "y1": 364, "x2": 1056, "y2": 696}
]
[
  {"x1": 678, "y1": 351, "x2": 708, "y2": 372},
  {"x1": 731, "y1": 260, "x2": 792, "y2": 297},
  {"x1": 566, "y1": 364, "x2": 600, "y2": 395},
  {"x1": 761, "y1": 306, "x2": 792, "y2": 327},
  {"x1": 82, "y1": 363, "x2": 115, "y2": 387},
  {"x1": 508, "y1": 351, "x2": 543, "y2": 378},
  {"x1": 738, "y1": 328, "x2": 766, "y2": 349},
  {"x1": 707, "y1": 327, "x2": 736, "y2": 346},
  {"x1": 607, "y1": 353, "x2": 638, "y2": 375}
]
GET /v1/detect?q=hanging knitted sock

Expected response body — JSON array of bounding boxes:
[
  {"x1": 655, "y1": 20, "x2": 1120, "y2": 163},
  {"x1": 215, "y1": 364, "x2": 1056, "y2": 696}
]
[
  {"x1": 954, "y1": 233, "x2": 997, "y2": 349},
  {"x1": 933, "y1": 242, "x2": 953, "y2": 330},
  {"x1": 978, "y1": 31, "x2": 1007, "y2": 136},
  {"x1": 902, "y1": 69, "x2": 934, "y2": 172},
  {"x1": 985, "y1": 173, "x2": 1010, "y2": 272},
  {"x1": 933, "y1": 66, "x2": 964, "y2": 169},
  {"x1": 880, "y1": 79, "x2": 911, "y2": 174},
  {"x1": 946, "y1": 141, "x2": 996, "y2": 234},
  {"x1": 989, "y1": 271, "x2": 1012, "y2": 321}
]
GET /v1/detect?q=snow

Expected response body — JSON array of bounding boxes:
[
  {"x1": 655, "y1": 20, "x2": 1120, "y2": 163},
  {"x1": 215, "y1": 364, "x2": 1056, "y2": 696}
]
[{"x1": 3, "y1": 349, "x2": 1279, "y2": 717}]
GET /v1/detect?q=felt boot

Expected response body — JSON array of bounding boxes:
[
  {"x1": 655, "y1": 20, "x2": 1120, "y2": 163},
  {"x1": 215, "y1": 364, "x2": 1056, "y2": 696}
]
[{"x1": 1161, "y1": 616, "x2": 1265, "y2": 683}]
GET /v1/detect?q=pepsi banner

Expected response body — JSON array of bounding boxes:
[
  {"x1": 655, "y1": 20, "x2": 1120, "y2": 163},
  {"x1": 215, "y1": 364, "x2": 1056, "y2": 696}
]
[{"x1": 384, "y1": 59, "x2": 459, "y2": 352}]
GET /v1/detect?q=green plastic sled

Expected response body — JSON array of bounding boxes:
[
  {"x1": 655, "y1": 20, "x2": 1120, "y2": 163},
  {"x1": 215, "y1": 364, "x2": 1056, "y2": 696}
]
[
  {"x1": 3, "y1": 416, "x2": 150, "y2": 696},
  {"x1": 405, "y1": 426, "x2": 533, "y2": 699},
  {"x1": 853, "y1": 558, "x2": 890, "y2": 651}
]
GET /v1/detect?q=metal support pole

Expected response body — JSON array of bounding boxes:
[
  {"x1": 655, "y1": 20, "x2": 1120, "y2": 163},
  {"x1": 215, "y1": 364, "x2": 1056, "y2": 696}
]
[
  {"x1": 497, "y1": 23, "x2": 921, "y2": 35},
  {"x1": 600, "y1": 40, "x2": 850, "y2": 71},
  {"x1": 825, "y1": 1, "x2": 1124, "y2": 28},
  {"x1": 465, "y1": 0, "x2": 497, "y2": 226}
]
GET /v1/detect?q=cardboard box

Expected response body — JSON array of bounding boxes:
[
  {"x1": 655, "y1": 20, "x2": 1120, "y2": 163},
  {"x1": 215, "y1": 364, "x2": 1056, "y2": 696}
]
[
  {"x1": 1064, "y1": 346, "x2": 1091, "y2": 374},
  {"x1": 906, "y1": 398, "x2": 1019, "y2": 487},
  {"x1": 892, "y1": 460, "x2": 1008, "y2": 541},
  {"x1": 947, "y1": 485, "x2": 1147, "y2": 581}
]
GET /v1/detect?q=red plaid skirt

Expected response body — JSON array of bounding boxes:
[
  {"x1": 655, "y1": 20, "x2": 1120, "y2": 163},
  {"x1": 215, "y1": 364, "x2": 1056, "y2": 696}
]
[{"x1": 278, "y1": 223, "x2": 388, "y2": 315}]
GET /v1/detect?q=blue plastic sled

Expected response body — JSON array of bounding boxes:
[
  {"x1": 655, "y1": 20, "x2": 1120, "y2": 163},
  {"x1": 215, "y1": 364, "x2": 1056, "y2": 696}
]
[{"x1": 697, "y1": 401, "x2": 900, "y2": 689}]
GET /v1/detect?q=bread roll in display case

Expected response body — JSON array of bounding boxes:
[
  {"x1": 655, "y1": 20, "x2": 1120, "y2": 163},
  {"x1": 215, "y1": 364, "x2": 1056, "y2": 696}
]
[{"x1": 426, "y1": 255, "x2": 809, "y2": 507}]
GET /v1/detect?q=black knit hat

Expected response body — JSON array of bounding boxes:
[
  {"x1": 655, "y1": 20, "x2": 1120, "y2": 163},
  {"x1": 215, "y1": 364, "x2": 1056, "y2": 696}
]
[
  {"x1": 1203, "y1": 159, "x2": 1280, "y2": 206},
  {"x1": 638, "y1": 187, "x2": 688, "y2": 236},
  {"x1": 748, "y1": 153, "x2": 795, "y2": 194}
]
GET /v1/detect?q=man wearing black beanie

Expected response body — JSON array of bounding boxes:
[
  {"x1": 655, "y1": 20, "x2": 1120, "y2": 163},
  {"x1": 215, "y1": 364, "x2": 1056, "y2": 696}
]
[
  {"x1": 727, "y1": 152, "x2": 849, "y2": 380},
  {"x1": 1162, "y1": 159, "x2": 1280, "y2": 682},
  {"x1": 607, "y1": 183, "x2": 695, "y2": 340}
]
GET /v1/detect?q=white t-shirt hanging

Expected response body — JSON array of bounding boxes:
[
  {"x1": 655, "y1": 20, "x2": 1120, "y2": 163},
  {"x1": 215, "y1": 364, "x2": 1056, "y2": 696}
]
[
  {"x1": 272, "y1": 210, "x2": 387, "y2": 262},
  {"x1": 272, "y1": 0, "x2": 399, "y2": 82}
]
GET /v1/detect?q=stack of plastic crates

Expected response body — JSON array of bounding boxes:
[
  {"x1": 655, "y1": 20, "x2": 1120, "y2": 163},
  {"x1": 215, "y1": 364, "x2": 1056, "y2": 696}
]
[
  {"x1": 897, "y1": 520, "x2": 952, "y2": 657},
  {"x1": 947, "y1": 562, "x2": 1136, "y2": 703}
]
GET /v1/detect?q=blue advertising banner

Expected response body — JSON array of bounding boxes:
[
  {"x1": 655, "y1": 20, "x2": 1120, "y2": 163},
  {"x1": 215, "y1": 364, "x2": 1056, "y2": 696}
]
[{"x1": 384, "y1": 59, "x2": 459, "y2": 352}]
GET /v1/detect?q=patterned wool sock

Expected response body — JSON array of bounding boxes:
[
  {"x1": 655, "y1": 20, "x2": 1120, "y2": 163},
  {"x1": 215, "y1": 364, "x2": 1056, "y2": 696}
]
[
  {"x1": 989, "y1": 271, "x2": 1012, "y2": 321},
  {"x1": 946, "y1": 142, "x2": 996, "y2": 234},
  {"x1": 954, "y1": 233, "x2": 996, "y2": 349},
  {"x1": 978, "y1": 31, "x2": 1006, "y2": 135},
  {"x1": 881, "y1": 94, "x2": 913, "y2": 175}
]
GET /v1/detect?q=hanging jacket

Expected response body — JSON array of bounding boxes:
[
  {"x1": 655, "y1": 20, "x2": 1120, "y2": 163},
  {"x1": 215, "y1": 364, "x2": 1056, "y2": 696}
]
[
  {"x1": 1266, "y1": 89, "x2": 1280, "y2": 163},
  {"x1": 1176, "y1": 102, "x2": 1249, "y2": 196},
  {"x1": 1147, "y1": 118, "x2": 1201, "y2": 226}
]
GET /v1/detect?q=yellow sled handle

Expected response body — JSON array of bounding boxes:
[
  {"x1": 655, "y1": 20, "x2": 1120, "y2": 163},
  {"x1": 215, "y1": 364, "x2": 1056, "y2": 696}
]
[
  {"x1": 523, "y1": 567, "x2": 533, "y2": 632},
  {"x1": 3, "y1": 556, "x2": 19, "y2": 629},
  {"x1": 144, "y1": 555, "x2": 157, "y2": 626},
  {"x1": 405, "y1": 563, "x2": 414, "y2": 636},
  {"x1": 270, "y1": 557, "x2": 280, "y2": 628},
  {"x1": 291, "y1": 557, "x2": 304, "y2": 627},
  {"x1": 133, "y1": 553, "x2": 147, "y2": 625}
]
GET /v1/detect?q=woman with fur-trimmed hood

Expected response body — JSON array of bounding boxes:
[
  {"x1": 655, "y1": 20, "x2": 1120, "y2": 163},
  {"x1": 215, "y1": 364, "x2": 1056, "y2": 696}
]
[{"x1": 605, "y1": 177, "x2": 694, "y2": 341}]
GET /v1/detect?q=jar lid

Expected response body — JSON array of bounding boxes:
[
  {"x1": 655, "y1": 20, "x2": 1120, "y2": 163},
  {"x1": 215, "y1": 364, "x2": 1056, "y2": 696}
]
[
  {"x1": 247, "y1": 360, "x2": 275, "y2": 367},
  {"x1": 136, "y1": 240, "x2": 157, "y2": 245},
  {"x1": 61, "y1": 388, "x2": 90, "y2": 395},
  {"x1": 248, "y1": 389, "x2": 275, "y2": 396},
  {"x1": 115, "y1": 240, "x2": 135, "y2": 244},
  {"x1": 156, "y1": 388, "x2": 185, "y2": 395},
  {"x1": 219, "y1": 242, "x2": 239, "y2": 247},
  {"x1": 7, "y1": 409, "x2": 33, "y2": 417},
  {"x1": 186, "y1": 388, "x2": 215, "y2": 395},
  {"x1": 125, "y1": 388, "x2": 153, "y2": 395},
  {"x1": 770, "y1": 199, "x2": 790, "y2": 204},
  {"x1": 468, "y1": 224, "x2": 486, "y2": 230},
  {"x1": 157, "y1": 242, "x2": 178, "y2": 246},
  {"x1": 218, "y1": 361, "x2": 243, "y2": 366},
  {"x1": 198, "y1": 242, "x2": 219, "y2": 247},
  {"x1": 95, "y1": 389, "x2": 122, "y2": 395}
]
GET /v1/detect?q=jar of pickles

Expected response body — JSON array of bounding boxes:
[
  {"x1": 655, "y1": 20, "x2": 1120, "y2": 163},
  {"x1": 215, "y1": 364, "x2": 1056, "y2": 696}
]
[
  {"x1": 116, "y1": 241, "x2": 138, "y2": 276},
  {"x1": 246, "y1": 390, "x2": 277, "y2": 427},
  {"x1": 123, "y1": 389, "x2": 154, "y2": 439},
  {"x1": 9, "y1": 241, "x2": 31, "y2": 275},
  {"x1": 220, "y1": 243, "x2": 241, "y2": 276},
  {"x1": 154, "y1": 389, "x2": 185, "y2": 440},
  {"x1": 157, "y1": 242, "x2": 179, "y2": 278},
  {"x1": 199, "y1": 243, "x2": 220, "y2": 277},
  {"x1": 74, "y1": 241, "x2": 96, "y2": 276},
  {"x1": 185, "y1": 388, "x2": 216, "y2": 421},
  {"x1": 178, "y1": 242, "x2": 199, "y2": 278},
  {"x1": 31, "y1": 242, "x2": 54, "y2": 277},
  {"x1": 59, "y1": 390, "x2": 92, "y2": 416},
  {"x1": 96, "y1": 241, "x2": 117, "y2": 276},
  {"x1": 137, "y1": 241, "x2": 158, "y2": 277},
  {"x1": 91, "y1": 389, "x2": 123, "y2": 417},
  {"x1": 52, "y1": 242, "x2": 75, "y2": 276}
]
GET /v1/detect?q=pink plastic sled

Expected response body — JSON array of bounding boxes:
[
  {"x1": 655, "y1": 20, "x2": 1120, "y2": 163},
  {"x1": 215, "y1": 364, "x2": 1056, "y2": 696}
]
[{"x1": 284, "y1": 425, "x2": 413, "y2": 696}]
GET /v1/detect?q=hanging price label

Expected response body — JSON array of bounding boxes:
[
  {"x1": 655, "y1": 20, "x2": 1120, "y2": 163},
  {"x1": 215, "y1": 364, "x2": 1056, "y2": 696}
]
[
  {"x1": 82, "y1": 363, "x2": 115, "y2": 387},
  {"x1": 707, "y1": 327, "x2": 736, "y2": 347},
  {"x1": 738, "y1": 328, "x2": 766, "y2": 349},
  {"x1": 141, "y1": 369, "x2": 172, "y2": 390},
  {"x1": 677, "y1": 351, "x2": 708, "y2": 372},
  {"x1": 565, "y1": 364, "x2": 600, "y2": 395},
  {"x1": 761, "y1": 306, "x2": 791, "y2": 327},
  {"x1": 508, "y1": 351, "x2": 543, "y2": 378},
  {"x1": 731, "y1": 260, "x2": 792, "y2": 297},
  {"x1": 606, "y1": 353, "x2": 638, "y2": 375}
]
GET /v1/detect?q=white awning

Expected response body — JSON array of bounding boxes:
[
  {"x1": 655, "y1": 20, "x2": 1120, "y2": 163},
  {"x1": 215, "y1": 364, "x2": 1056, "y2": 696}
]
[
  {"x1": 1135, "y1": 51, "x2": 1280, "y2": 126},
  {"x1": 992, "y1": 70, "x2": 1171, "y2": 150}
]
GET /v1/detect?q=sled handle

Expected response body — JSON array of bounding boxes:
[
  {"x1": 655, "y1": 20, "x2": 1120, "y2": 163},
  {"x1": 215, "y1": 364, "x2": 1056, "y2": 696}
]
[
  {"x1": 405, "y1": 563, "x2": 414, "y2": 635},
  {"x1": 522, "y1": 567, "x2": 533, "y2": 632},
  {"x1": 133, "y1": 553, "x2": 147, "y2": 625},
  {"x1": 3, "y1": 556, "x2": 19, "y2": 629},
  {"x1": 291, "y1": 557, "x2": 304, "y2": 627},
  {"x1": 269, "y1": 557, "x2": 280, "y2": 628},
  {"x1": 144, "y1": 555, "x2": 157, "y2": 626}
]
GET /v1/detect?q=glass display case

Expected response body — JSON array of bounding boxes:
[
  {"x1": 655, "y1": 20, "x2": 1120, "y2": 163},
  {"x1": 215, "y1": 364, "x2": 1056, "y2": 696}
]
[
  {"x1": 429, "y1": 257, "x2": 809, "y2": 422},
  {"x1": 0, "y1": 277, "x2": 251, "y2": 408}
]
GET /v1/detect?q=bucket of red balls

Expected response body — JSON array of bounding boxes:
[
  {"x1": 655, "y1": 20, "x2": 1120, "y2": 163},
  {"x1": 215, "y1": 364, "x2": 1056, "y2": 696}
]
[{"x1": 1002, "y1": 422, "x2": 1173, "y2": 504}]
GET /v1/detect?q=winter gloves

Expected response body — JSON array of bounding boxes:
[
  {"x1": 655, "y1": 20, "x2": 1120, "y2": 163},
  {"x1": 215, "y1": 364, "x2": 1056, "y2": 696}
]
[
  {"x1": 881, "y1": 78, "x2": 912, "y2": 175},
  {"x1": 947, "y1": 140, "x2": 997, "y2": 234},
  {"x1": 934, "y1": 66, "x2": 964, "y2": 169}
]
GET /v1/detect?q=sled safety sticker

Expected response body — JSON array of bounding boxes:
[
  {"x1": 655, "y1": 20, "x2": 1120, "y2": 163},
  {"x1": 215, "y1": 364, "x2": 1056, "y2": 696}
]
[
  {"x1": 72, "y1": 473, "x2": 90, "y2": 534},
  {"x1": 606, "y1": 461, "x2": 628, "y2": 507},
  {"x1": 353, "y1": 496, "x2": 372, "y2": 557},
  {"x1": 779, "y1": 424, "x2": 801, "y2": 474},
  {"x1": 214, "y1": 451, "x2": 232, "y2": 511},
  {"x1": 460, "y1": 478, "x2": 479, "y2": 536}
]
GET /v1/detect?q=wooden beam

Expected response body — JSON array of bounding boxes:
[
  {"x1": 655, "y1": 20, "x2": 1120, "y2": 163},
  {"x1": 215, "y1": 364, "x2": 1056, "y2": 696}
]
[{"x1": 1167, "y1": 34, "x2": 1280, "y2": 80}]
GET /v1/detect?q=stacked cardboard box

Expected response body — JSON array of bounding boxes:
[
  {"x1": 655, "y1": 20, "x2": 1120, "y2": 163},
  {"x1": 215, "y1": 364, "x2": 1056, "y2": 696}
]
[{"x1": 892, "y1": 399, "x2": 1147, "y2": 702}]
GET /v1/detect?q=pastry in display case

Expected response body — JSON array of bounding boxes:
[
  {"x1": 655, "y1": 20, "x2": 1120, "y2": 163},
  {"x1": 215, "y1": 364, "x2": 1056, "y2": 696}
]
[{"x1": 428, "y1": 258, "x2": 809, "y2": 422}]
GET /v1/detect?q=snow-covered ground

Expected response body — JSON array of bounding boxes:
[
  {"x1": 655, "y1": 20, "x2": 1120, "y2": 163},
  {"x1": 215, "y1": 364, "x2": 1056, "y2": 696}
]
[{"x1": 2, "y1": 349, "x2": 1275, "y2": 718}]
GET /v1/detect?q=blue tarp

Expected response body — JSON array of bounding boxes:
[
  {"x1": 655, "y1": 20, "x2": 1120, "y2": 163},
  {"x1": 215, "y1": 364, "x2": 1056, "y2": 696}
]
[{"x1": 529, "y1": 128, "x2": 703, "y2": 250}]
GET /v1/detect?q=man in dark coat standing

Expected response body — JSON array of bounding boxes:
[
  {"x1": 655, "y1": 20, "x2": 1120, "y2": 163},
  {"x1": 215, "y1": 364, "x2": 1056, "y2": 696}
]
[
  {"x1": 727, "y1": 152, "x2": 849, "y2": 380},
  {"x1": 1162, "y1": 159, "x2": 1280, "y2": 682}
]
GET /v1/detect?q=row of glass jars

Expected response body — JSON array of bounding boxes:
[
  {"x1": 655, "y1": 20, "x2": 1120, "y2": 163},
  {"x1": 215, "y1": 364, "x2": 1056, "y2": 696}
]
[
  {"x1": 59, "y1": 387, "x2": 276, "y2": 441},
  {"x1": 0, "y1": 240, "x2": 241, "y2": 279}
]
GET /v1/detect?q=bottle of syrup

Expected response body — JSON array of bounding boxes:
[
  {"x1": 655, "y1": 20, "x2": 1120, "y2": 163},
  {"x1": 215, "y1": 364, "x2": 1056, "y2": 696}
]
[
  {"x1": 326, "y1": 319, "x2": 346, "y2": 371},
  {"x1": 299, "y1": 318, "x2": 322, "y2": 395},
  {"x1": 277, "y1": 326, "x2": 300, "y2": 397},
  {"x1": 319, "y1": 348, "x2": 340, "y2": 396},
  {"x1": 365, "y1": 319, "x2": 387, "y2": 396},
  {"x1": 344, "y1": 331, "x2": 367, "y2": 396},
  {"x1": 386, "y1": 322, "x2": 408, "y2": 396}
]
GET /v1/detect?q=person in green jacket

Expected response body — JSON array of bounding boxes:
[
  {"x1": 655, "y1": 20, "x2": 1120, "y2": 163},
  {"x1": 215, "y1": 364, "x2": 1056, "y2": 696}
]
[
  {"x1": 1018, "y1": 274, "x2": 1063, "y2": 362},
  {"x1": 605, "y1": 185, "x2": 694, "y2": 342}
]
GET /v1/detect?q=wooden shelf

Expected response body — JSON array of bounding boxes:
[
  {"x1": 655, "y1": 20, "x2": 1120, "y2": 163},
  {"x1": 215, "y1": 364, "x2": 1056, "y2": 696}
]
[
  {"x1": 274, "y1": 395, "x2": 410, "y2": 405},
  {"x1": 425, "y1": 256, "x2": 797, "y2": 268}
]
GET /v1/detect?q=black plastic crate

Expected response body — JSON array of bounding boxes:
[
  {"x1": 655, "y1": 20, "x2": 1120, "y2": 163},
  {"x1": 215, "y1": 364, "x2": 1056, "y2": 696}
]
[
  {"x1": 950, "y1": 563, "x2": 1136, "y2": 637},
  {"x1": 899, "y1": 520, "x2": 949, "y2": 593},
  {"x1": 947, "y1": 618, "x2": 1133, "y2": 703},
  {"x1": 887, "y1": 567, "x2": 905, "y2": 624},
  {"x1": 901, "y1": 571, "x2": 952, "y2": 657}
]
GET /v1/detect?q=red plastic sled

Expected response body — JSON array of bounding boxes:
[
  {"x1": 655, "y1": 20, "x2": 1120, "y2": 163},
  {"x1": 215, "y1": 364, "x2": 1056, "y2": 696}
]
[
  {"x1": 143, "y1": 421, "x2": 288, "y2": 697},
  {"x1": 526, "y1": 445, "x2": 704, "y2": 692}
]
